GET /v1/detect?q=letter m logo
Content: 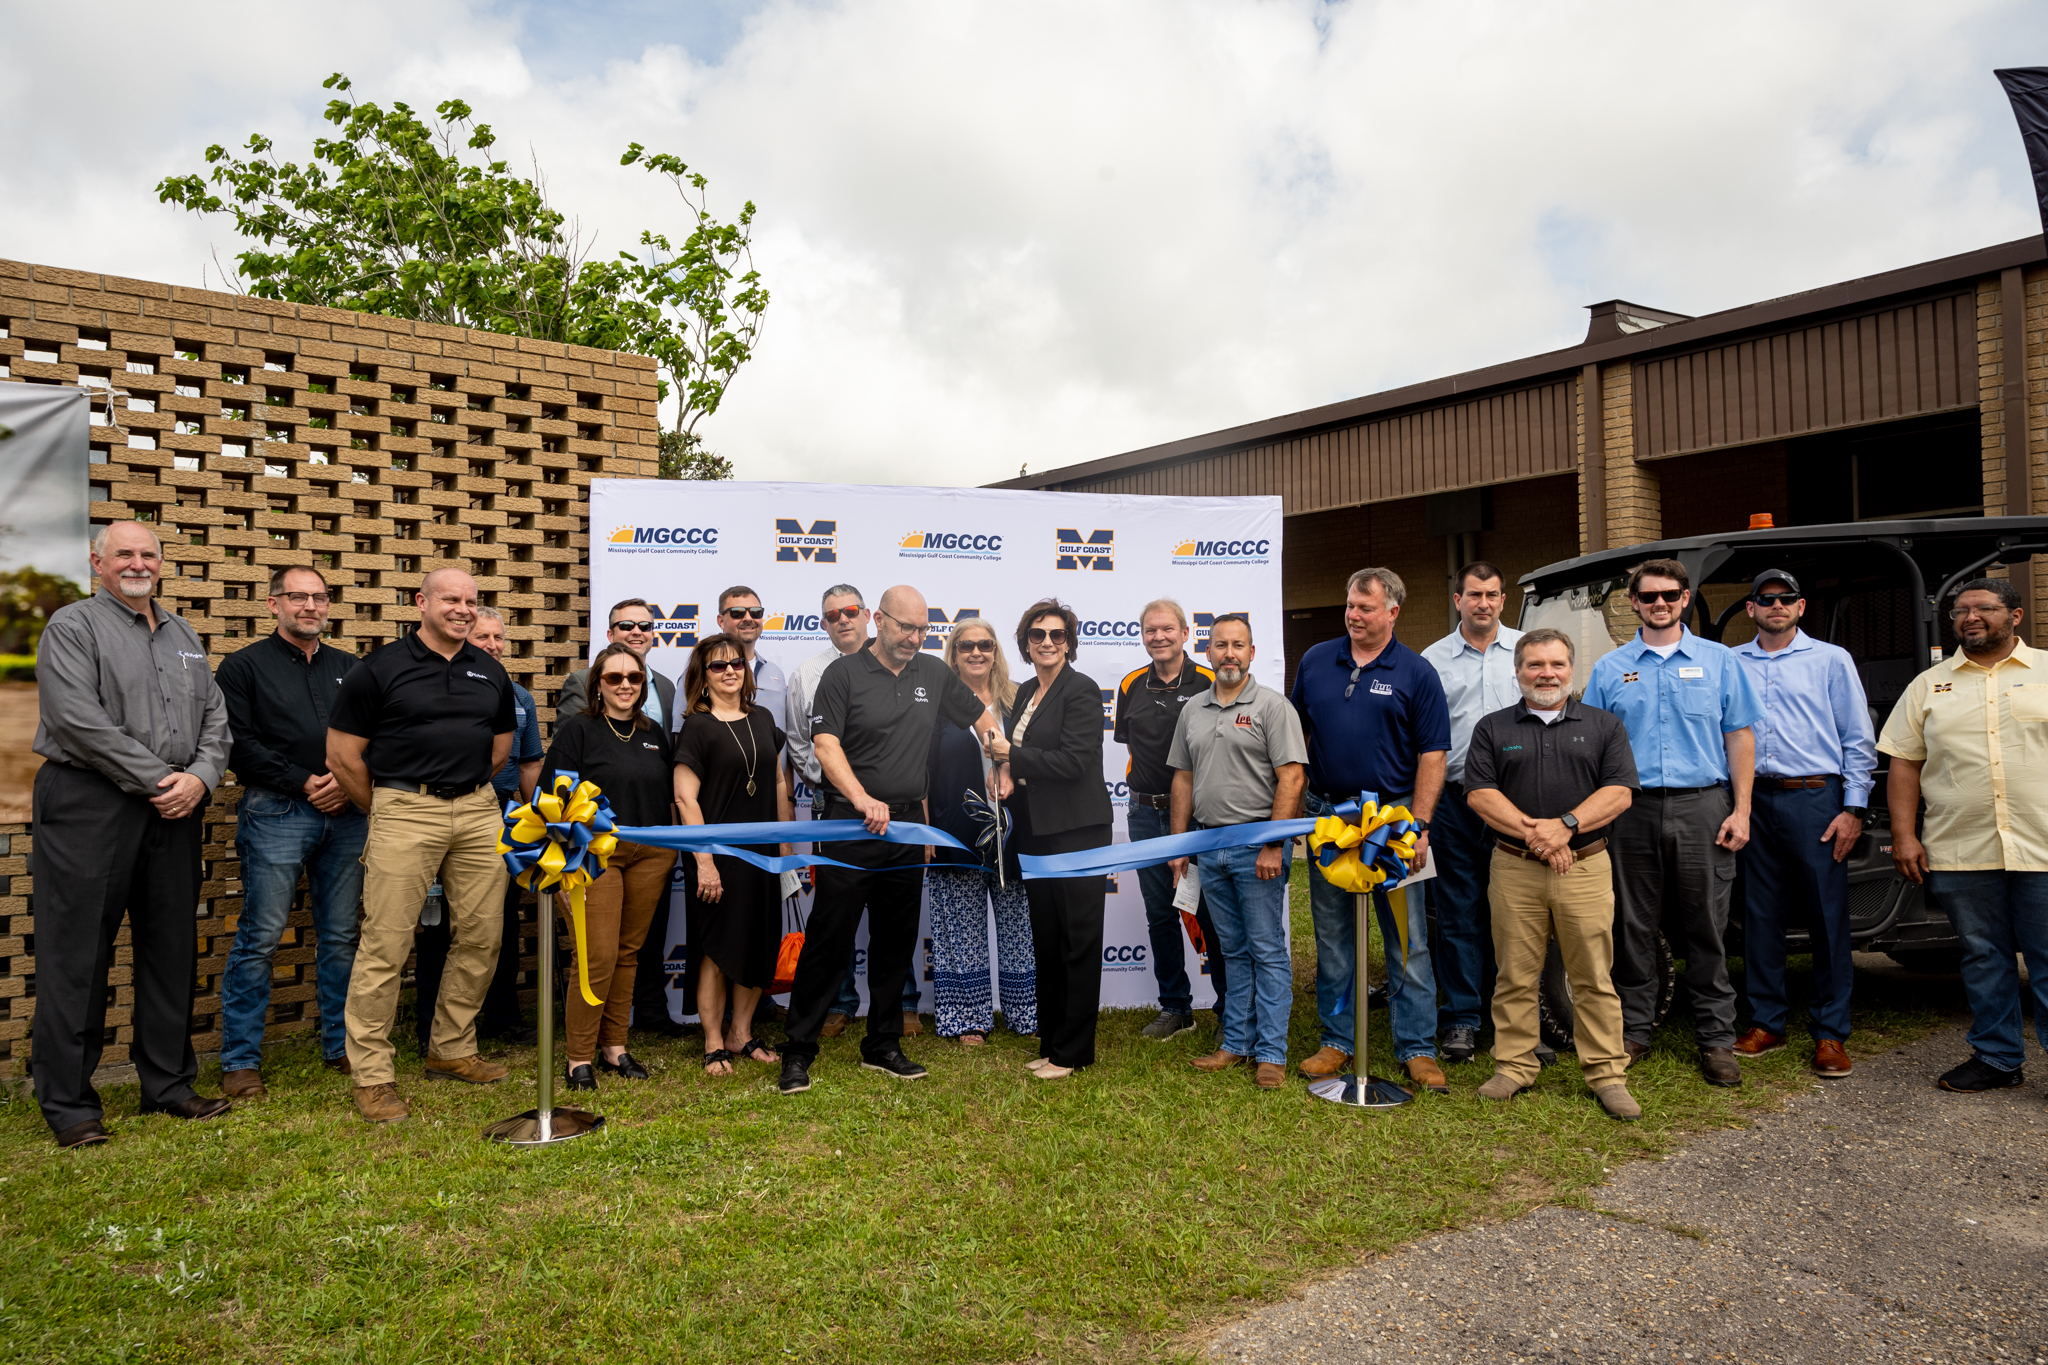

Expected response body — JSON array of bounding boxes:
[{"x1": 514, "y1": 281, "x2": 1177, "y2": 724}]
[
  {"x1": 1056, "y1": 528, "x2": 1115, "y2": 572},
  {"x1": 775, "y1": 518, "x2": 838, "y2": 563},
  {"x1": 651, "y1": 603, "x2": 699, "y2": 649},
  {"x1": 923, "y1": 607, "x2": 980, "y2": 651}
]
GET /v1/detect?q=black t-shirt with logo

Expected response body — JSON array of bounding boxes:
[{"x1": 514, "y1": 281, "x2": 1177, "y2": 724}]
[
  {"x1": 810, "y1": 647, "x2": 988, "y2": 806},
  {"x1": 542, "y1": 712, "x2": 677, "y2": 828},
  {"x1": 329, "y1": 631, "x2": 518, "y2": 787},
  {"x1": 1462, "y1": 699, "x2": 1640, "y2": 851},
  {"x1": 1112, "y1": 652, "x2": 1214, "y2": 795}
]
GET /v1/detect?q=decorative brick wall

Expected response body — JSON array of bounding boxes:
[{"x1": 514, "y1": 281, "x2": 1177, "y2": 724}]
[
  {"x1": 0, "y1": 258, "x2": 662, "y2": 1077},
  {"x1": 1600, "y1": 362, "x2": 1660, "y2": 548}
]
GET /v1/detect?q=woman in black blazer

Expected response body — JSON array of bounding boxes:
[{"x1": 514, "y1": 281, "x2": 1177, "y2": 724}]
[{"x1": 987, "y1": 598, "x2": 1114, "y2": 1077}]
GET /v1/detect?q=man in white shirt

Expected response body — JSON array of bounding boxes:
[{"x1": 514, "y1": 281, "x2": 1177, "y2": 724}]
[{"x1": 1419, "y1": 562, "x2": 1524, "y2": 1064}]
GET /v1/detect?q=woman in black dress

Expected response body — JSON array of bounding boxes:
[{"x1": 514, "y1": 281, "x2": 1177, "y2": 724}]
[
  {"x1": 673, "y1": 632, "x2": 793, "y2": 1077},
  {"x1": 539, "y1": 642, "x2": 679, "y2": 1091}
]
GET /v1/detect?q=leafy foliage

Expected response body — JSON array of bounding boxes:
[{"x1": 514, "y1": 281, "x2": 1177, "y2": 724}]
[
  {"x1": 0, "y1": 567, "x2": 86, "y2": 655},
  {"x1": 657, "y1": 429, "x2": 735, "y2": 481}
]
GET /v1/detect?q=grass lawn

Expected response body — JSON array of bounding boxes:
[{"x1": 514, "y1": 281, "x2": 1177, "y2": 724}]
[{"x1": 0, "y1": 868, "x2": 1960, "y2": 1364}]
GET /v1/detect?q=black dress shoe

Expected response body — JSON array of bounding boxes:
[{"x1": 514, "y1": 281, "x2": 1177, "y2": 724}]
[
  {"x1": 1700, "y1": 1047, "x2": 1742, "y2": 1088},
  {"x1": 140, "y1": 1095, "x2": 233, "y2": 1120},
  {"x1": 860, "y1": 1049, "x2": 929, "y2": 1081},
  {"x1": 778, "y1": 1057, "x2": 812, "y2": 1094},
  {"x1": 54, "y1": 1119, "x2": 110, "y2": 1148},
  {"x1": 1938, "y1": 1054, "x2": 2025, "y2": 1092},
  {"x1": 565, "y1": 1064, "x2": 597, "y2": 1092},
  {"x1": 597, "y1": 1052, "x2": 649, "y2": 1081}
]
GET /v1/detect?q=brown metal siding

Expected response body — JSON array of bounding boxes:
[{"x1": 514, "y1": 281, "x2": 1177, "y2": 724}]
[
  {"x1": 1635, "y1": 294, "x2": 1976, "y2": 460},
  {"x1": 1052, "y1": 379, "x2": 1576, "y2": 514}
]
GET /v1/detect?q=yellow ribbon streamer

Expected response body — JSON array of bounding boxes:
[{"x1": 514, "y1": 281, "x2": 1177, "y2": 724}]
[{"x1": 499, "y1": 775, "x2": 618, "y2": 1007}]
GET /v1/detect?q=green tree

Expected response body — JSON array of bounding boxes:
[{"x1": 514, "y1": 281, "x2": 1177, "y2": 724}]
[{"x1": 0, "y1": 567, "x2": 86, "y2": 656}]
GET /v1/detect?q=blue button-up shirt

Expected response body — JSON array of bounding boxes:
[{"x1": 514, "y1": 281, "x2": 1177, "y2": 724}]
[
  {"x1": 1581, "y1": 627, "x2": 1762, "y2": 788},
  {"x1": 1421, "y1": 623, "x2": 1525, "y2": 783},
  {"x1": 492, "y1": 681, "x2": 544, "y2": 802},
  {"x1": 1731, "y1": 628, "x2": 1877, "y2": 807},
  {"x1": 1288, "y1": 634, "x2": 1450, "y2": 797}
]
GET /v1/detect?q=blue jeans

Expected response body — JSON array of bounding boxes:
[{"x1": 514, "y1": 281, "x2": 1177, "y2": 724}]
[
  {"x1": 1306, "y1": 789, "x2": 1436, "y2": 1061},
  {"x1": 1926, "y1": 870, "x2": 2048, "y2": 1072},
  {"x1": 1198, "y1": 841, "x2": 1293, "y2": 1064},
  {"x1": 1740, "y1": 778, "x2": 1853, "y2": 1041},
  {"x1": 1426, "y1": 784, "x2": 1493, "y2": 1034},
  {"x1": 222, "y1": 788, "x2": 367, "y2": 1071},
  {"x1": 1130, "y1": 802, "x2": 1195, "y2": 1012}
]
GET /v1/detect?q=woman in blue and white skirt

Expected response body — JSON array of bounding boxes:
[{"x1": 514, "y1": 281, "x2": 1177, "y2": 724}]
[{"x1": 925, "y1": 618, "x2": 1037, "y2": 1043}]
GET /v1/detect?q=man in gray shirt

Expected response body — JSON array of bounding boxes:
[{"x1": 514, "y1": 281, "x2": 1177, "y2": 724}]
[
  {"x1": 30, "y1": 520, "x2": 233, "y2": 1147},
  {"x1": 1166, "y1": 615, "x2": 1308, "y2": 1090}
]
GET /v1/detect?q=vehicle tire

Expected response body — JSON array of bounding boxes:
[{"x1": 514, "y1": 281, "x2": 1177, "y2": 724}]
[
  {"x1": 1539, "y1": 930, "x2": 1674, "y2": 1052},
  {"x1": 1883, "y1": 946, "x2": 1963, "y2": 975}
]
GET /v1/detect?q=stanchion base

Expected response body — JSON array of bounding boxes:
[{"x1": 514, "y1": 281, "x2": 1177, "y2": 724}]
[
  {"x1": 482, "y1": 1107, "x2": 605, "y2": 1145},
  {"x1": 1307, "y1": 1072, "x2": 1413, "y2": 1109}
]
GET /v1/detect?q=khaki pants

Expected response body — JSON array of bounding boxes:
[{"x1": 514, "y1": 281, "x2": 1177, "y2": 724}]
[
  {"x1": 1488, "y1": 848, "x2": 1627, "y2": 1090},
  {"x1": 344, "y1": 785, "x2": 508, "y2": 1085},
  {"x1": 562, "y1": 840, "x2": 677, "y2": 1060}
]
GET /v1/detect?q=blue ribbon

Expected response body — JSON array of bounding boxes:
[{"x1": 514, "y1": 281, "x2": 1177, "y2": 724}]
[{"x1": 611, "y1": 818, "x2": 970, "y2": 875}]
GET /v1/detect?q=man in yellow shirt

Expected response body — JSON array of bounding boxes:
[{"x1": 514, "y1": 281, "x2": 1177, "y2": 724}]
[{"x1": 1878, "y1": 577, "x2": 2048, "y2": 1093}]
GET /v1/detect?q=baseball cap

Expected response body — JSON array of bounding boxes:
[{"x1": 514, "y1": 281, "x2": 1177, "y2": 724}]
[{"x1": 1750, "y1": 568, "x2": 1802, "y2": 598}]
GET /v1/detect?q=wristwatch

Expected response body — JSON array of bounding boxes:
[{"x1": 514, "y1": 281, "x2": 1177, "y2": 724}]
[
  {"x1": 1413, "y1": 819, "x2": 1431, "y2": 833},
  {"x1": 1844, "y1": 805, "x2": 1871, "y2": 827},
  {"x1": 1560, "y1": 812, "x2": 1581, "y2": 833}
]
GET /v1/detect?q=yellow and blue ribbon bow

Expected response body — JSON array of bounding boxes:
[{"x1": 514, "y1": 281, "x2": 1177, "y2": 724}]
[
  {"x1": 500, "y1": 770, "x2": 617, "y2": 1007},
  {"x1": 1308, "y1": 791, "x2": 1422, "y2": 1001}
]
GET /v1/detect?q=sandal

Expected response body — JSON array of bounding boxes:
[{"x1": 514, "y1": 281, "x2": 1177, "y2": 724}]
[
  {"x1": 734, "y1": 1038, "x2": 779, "y2": 1064},
  {"x1": 703, "y1": 1048, "x2": 734, "y2": 1077},
  {"x1": 956, "y1": 1030, "x2": 988, "y2": 1047}
]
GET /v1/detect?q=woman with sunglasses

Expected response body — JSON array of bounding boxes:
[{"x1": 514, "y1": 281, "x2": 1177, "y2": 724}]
[
  {"x1": 986, "y1": 599, "x2": 1113, "y2": 1078},
  {"x1": 925, "y1": 620, "x2": 1037, "y2": 1045},
  {"x1": 674, "y1": 632, "x2": 794, "y2": 1077},
  {"x1": 539, "y1": 642, "x2": 679, "y2": 1092}
]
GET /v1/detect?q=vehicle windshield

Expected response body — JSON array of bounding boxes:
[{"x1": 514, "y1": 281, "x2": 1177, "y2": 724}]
[{"x1": 1517, "y1": 575, "x2": 1636, "y2": 690}]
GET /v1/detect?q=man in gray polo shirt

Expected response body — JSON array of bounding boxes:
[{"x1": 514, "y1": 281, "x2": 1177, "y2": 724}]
[{"x1": 1166, "y1": 615, "x2": 1307, "y2": 1089}]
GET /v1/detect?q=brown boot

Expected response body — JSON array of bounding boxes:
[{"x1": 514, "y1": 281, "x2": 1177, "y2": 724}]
[
  {"x1": 423, "y1": 1053, "x2": 510, "y2": 1085},
  {"x1": 352, "y1": 1083, "x2": 409, "y2": 1124},
  {"x1": 1190, "y1": 1049, "x2": 1245, "y2": 1072},
  {"x1": 1594, "y1": 1084, "x2": 1642, "y2": 1121},
  {"x1": 1813, "y1": 1039, "x2": 1853, "y2": 1078},
  {"x1": 820, "y1": 1012, "x2": 851, "y2": 1039},
  {"x1": 221, "y1": 1068, "x2": 266, "y2": 1100},
  {"x1": 323, "y1": 1054, "x2": 353, "y2": 1076},
  {"x1": 1254, "y1": 1062, "x2": 1286, "y2": 1089},
  {"x1": 1405, "y1": 1056, "x2": 1450, "y2": 1093},
  {"x1": 902, "y1": 1012, "x2": 925, "y2": 1037},
  {"x1": 1298, "y1": 1045, "x2": 1351, "y2": 1078},
  {"x1": 1623, "y1": 1038, "x2": 1652, "y2": 1070}
]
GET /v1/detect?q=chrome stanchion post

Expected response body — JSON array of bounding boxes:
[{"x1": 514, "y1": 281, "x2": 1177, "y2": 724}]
[
  {"x1": 1308, "y1": 886, "x2": 1413, "y2": 1109},
  {"x1": 484, "y1": 888, "x2": 605, "y2": 1144}
]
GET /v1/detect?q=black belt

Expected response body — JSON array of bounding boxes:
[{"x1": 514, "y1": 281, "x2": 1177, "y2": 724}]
[
  {"x1": 375, "y1": 778, "x2": 487, "y2": 800},
  {"x1": 1756, "y1": 774, "x2": 1838, "y2": 791},
  {"x1": 1640, "y1": 785, "x2": 1719, "y2": 798},
  {"x1": 1131, "y1": 790, "x2": 1171, "y2": 809},
  {"x1": 1497, "y1": 838, "x2": 1607, "y2": 863}
]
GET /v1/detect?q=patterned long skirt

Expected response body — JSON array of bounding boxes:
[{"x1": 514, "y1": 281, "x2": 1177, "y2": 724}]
[{"x1": 926, "y1": 867, "x2": 1038, "y2": 1036}]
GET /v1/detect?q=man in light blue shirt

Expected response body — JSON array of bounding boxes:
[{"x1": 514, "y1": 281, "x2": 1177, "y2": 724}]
[
  {"x1": 1419, "y1": 562, "x2": 1523, "y2": 1063},
  {"x1": 1729, "y1": 569, "x2": 1875, "y2": 1078},
  {"x1": 1582, "y1": 557, "x2": 1761, "y2": 1087}
]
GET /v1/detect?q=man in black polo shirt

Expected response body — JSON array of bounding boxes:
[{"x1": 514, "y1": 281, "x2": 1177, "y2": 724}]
[
  {"x1": 328, "y1": 568, "x2": 518, "y2": 1124},
  {"x1": 1462, "y1": 628, "x2": 1641, "y2": 1120},
  {"x1": 1113, "y1": 598, "x2": 1220, "y2": 1039},
  {"x1": 215, "y1": 565, "x2": 363, "y2": 1097},
  {"x1": 779, "y1": 584, "x2": 1002, "y2": 1094}
]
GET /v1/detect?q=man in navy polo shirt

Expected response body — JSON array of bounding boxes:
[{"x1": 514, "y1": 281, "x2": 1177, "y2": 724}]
[{"x1": 1288, "y1": 567, "x2": 1451, "y2": 1093}]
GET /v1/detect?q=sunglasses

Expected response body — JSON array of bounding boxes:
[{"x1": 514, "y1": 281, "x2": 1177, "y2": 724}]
[
  {"x1": 724, "y1": 606, "x2": 766, "y2": 619},
  {"x1": 598, "y1": 671, "x2": 645, "y2": 687},
  {"x1": 1752, "y1": 593, "x2": 1801, "y2": 607},
  {"x1": 821, "y1": 606, "x2": 863, "y2": 624},
  {"x1": 1027, "y1": 628, "x2": 1068, "y2": 644},
  {"x1": 956, "y1": 639, "x2": 996, "y2": 654},
  {"x1": 702, "y1": 658, "x2": 747, "y2": 674},
  {"x1": 1633, "y1": 589, "x2": 1685, "y2": 605},
  {"x1": 611, "y1": 619, "x2": 654, "y2": 632}
]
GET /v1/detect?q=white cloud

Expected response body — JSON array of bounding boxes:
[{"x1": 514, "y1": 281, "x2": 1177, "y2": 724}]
[{"x1": 3, "y1": 0, "x2": 2043, "y2": 487}]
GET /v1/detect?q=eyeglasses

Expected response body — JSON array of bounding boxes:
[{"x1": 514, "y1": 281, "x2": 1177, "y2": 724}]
[
  {"x1": 1027, "y1": 627, "x2": 1069, "y2": 645},
  {"x1": 276, "y1": 592, "x2": 330, "y2": 606},
  {"x1": 821, "y1": 606, "x2": 863, "y2": 624},
  {"x1": 724, "y1": 606, "x2": 765, "y2": 620},
  {"x1": 956, "y1": 639, "x2": 996, "y2": 654},
  {"x1": 875, "y1": 609, "x2": 922, "y2": 634},
  {"x1": 611, "y1": 620, "x2": 654, "y2": 632},
  {"x1": 1752, "y1": 593, "x2": 1801, "y2": 607},
  {"x1": 1950, "y1": 605, "x2": 2009, "y2": 620},
  {"x1": 702, "y1": 658, "x2": 747, "y2": 674},
  {"x1": 598, "y1": 671, "x2": 645, "y2": 687},
  {"x1": 1633, "y1": 589, "x2": 1685, "y2": 605}
]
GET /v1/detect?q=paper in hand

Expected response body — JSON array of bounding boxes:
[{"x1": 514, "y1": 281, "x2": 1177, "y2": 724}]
[
  {"x1": 1172, "y1": 869, "x2": 1201, "y2": 911},
  {"x1": 780, "y1": 869, "x2": 805, "y2": 901}
]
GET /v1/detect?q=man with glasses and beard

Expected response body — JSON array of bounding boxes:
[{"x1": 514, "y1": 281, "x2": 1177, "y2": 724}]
[
  {"x1": 558, "y1": 599, "x2": 679, "y2": 725},
  {"x1": 1582, "y1": 558, "x2": 1761, "y2": 1087},
  {"x1": 707, "y1": 585, "x2": 786, "y2": 735},
  {"x1": 1879, "y1": 577, "x2": 2048, "y2": 1094}
]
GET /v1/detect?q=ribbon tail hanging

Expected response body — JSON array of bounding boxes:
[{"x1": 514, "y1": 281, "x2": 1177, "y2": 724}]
[{"x1": 567, "y1": 881, "x2": 602, "y2": 1007}]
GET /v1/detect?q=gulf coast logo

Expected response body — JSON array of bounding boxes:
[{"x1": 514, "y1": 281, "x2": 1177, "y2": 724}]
[
  {"x1": 775, "y1": 518, "x2": 837, "y2": 563},
  {"x1": 641, "y1": 604, "x2": 700, "y2": 649},
  {"x1": 898, "y1": 530, "x2": 1004, "y2": 560},
  {"x1": 1172, "y1": 534, "x2": 1271, "y2": 566},
  {"x1": 1193, "y1": 611, "x2": 1250, "y2": 657},
  {"x1": 921, "y1": 607, "x2": 982, "y2": 651},
  {"x1": 762, "y1": 609, "x2": 828, "y2": 642},
  {"x1": 606, "y1": 524, "x2": 720, "y2": 555},
  {"x1": 1055, "y1": 527, "x2": 1114, "y2": 571}
]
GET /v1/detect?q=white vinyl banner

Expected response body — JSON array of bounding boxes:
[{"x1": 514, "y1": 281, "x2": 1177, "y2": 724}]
[{"x1": 585, "y1": 480, "x2": 1283, "y2": 1021}]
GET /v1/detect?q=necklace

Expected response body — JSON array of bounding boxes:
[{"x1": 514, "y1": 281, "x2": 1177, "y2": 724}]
[
  {"x1": 719, "y1": 709, "x2": 759, "y2": 797},
  {"x1": 603, "y1": 714, "x2": 635, "y2": 743}
]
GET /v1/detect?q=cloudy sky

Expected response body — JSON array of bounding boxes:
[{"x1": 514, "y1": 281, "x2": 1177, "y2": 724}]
[{"x1": 4, "y1": 1, "x2": 2047, "y2": 488}]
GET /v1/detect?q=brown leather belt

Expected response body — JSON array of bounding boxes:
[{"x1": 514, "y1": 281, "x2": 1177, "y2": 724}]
[
  {"x1": 1756, "y1": 774, "x2": 1836, "y2": 791},
  {"x1": 1497, "y1": 838, "x2": 1607, "y2": 864},
  {"x1": 1130, "y1": 791, "x2": 1171, "y2": 810}
]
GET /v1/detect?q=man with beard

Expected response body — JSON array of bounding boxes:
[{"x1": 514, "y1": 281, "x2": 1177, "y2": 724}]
[
  {"x1": 1730, "y1": 570, "x2": 1875, "y2": 1078},
  {"x1": 1462, "y1": 629, "x2": 1641, "y2": 1118},
  {"x1": 29, "y1": 520, "x2": 233, "y2": 1146},
  {"x1": 215, "y1": 565, "x2": 365, "y2": 1096},
  {"x1": 1879, "y1": 577, "x2": 2048, "y2": 1093}
]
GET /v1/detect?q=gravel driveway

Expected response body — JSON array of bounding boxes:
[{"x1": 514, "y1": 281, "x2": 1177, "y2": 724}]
[{"x1": 1204, "y1": 1019, "x2": 2048, "y2": 1364}]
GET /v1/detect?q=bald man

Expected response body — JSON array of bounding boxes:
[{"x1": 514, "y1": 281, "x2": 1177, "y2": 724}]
[
  {"x1": 778, "y1": 586, "x2": 1004, "y2": 1094},
  {"x1": 327, "y1": 568, "x2": 518, "y2": 1124},
  {"x1": 30, "y1": 521, "x2": 232, "y2": 1147}
]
